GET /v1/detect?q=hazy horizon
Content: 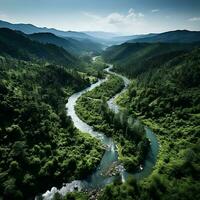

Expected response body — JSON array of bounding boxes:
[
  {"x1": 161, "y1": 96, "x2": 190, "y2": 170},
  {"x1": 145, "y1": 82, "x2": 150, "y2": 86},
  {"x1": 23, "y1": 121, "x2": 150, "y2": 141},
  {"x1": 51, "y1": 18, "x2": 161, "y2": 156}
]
[{"x1": 0, "y1": 0, "x2": 200, "y2": 35}]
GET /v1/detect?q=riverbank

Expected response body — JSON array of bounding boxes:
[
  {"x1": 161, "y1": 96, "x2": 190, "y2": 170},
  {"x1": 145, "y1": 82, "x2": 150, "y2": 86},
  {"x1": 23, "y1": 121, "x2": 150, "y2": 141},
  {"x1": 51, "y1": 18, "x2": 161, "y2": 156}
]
[{"x1": 75, "y1": 69, "x2": 153, "y2": 174}]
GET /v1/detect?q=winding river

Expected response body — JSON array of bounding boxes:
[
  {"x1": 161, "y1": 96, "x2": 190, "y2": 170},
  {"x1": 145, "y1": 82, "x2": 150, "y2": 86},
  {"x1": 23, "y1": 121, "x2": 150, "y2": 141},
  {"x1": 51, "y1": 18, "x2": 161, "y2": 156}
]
[{"x1": 40, "y1": 63, "x2": 159, "y2": 200}]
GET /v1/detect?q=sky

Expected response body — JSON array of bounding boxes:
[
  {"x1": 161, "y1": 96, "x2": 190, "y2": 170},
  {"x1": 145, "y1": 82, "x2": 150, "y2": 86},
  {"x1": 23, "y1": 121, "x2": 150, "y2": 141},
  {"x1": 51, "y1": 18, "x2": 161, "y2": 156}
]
[{"x1": 0, "y1": 0, "x2": 200, "y2": 35}]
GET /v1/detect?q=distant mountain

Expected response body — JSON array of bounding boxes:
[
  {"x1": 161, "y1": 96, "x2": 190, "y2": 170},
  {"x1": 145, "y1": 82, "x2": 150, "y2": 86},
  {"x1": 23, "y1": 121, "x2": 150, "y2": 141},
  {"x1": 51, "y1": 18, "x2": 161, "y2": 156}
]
[
  {"x1": 28, "y1": 32, "x2": 103, "y2": 55},
  {"x1": 84, "y1": 32, "x2": 158, "y2": 45},
  {"x1": 84, "y1": 31, "x2": 119, "y2": 40},
  {"x1": 111, "y1": 33, "x2": 157, "y2": 44},
  {"x1": 0, "y1": 28, "x2": 77, "y2": 66},
  {"x1": 0, "y1": 20, "x2": 95, "y2": 40},
  {"x1": 102, "y1": 42, "x2": 200, "y2": 77},
  {"x1": 128, "y1": 30, "x2": 200, "y2": 43}
]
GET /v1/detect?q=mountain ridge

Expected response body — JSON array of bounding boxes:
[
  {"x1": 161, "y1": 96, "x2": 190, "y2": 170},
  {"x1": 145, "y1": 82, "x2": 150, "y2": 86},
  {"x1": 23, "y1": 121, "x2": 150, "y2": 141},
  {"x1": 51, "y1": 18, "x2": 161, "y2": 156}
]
[
  {"x1": 102, "y1": 42, "x2": 200, "y2": 77},
  {"x1": 28, "y1": 32, "x2": 103, "y2": 55},
  {"x1": 0, "y1": 20, "x2": 95, "y2": 40},
  {"x1": 0, "y1": 28, "x2": 77, "y2": 66},
  {"x1": 128, "y1": 30, "x2": 200, "y2": 43}
]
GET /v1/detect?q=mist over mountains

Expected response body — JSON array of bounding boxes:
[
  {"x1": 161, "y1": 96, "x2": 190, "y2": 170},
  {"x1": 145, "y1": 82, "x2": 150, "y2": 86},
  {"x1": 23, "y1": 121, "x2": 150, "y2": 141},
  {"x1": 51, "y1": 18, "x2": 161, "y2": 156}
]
[{"x1": 1, "y1": 20, "x2": 200, "y2": 46}]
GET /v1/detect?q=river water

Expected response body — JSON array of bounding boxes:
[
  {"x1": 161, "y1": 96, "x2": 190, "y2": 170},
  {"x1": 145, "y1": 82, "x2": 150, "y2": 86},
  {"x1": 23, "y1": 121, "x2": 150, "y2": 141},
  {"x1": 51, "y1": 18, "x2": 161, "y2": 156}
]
[{"x1": 39, "y1": 65, "x2": 159, "y2": 200}]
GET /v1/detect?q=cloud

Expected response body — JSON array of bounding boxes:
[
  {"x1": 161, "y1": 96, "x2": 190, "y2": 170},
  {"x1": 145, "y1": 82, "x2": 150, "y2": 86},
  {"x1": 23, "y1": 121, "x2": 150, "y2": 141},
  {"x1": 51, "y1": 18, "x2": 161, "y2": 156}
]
[
  {"x1": 106, "y1": 13, "x2": 124, "y2": 24},
  {"x1": 83, "y1": 9, "x2": 144, "y2": 33},
  {"x1": 84, "y1": 9, "x2": 144, "y2": 25},
  {"x1": 151, "y1": 9, "x2": 159, "y2": 13},
  {"x1": 83, "y1": 12, "x2": 101, "y2": 20},
  {"x1": 189, "y1": 17, "x2": 200, "y2": 21}
]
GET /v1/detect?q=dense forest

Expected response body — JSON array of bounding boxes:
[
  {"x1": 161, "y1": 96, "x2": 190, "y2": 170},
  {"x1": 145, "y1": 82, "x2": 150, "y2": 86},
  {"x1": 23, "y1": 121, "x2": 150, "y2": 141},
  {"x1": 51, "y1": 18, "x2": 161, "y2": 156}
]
[
  {"x1": 0, "y1": 28, "x2": 78, "y2": 66},
  {"x1": 101, "y1": 47, "x2": 200, "y2": 199},
  {"x1": 0, "y1": 57, "x2": 105, "y2": 199},
  {"x1": 102, "y1": 42, "x2": 200, "y2": 77},
  {"x1": 28, "y1": 32, "x2": 103, "y2": 56},
  {"x1": 0, "y1": 33, "x2": 105, "y2": 198}
]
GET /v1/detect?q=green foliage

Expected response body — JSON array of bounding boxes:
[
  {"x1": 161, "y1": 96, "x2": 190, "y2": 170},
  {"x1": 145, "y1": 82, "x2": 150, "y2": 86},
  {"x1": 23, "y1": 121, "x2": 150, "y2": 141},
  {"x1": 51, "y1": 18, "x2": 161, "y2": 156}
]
[
  {"x1": 102, "y1": 42, "x2": 200, "y2": 78},
  {"x1": 0, "y1": 56, "x2": 104, "y2": 199},
  {"x1": 52, "y1": 191, "x2": 89, "y2": 200},
  {"x1": 75, "y1": 75, "x2": 150, "y2": 172},
  {"x1": 80, "y1": 56, "x2": 107, "y2": 78},
  {"x1": 85, "y1": 76, "x2": 124, "y2": 100},
  {"x1": 28, "y1": 32, "x2": 103, "y2": 56},
  {"x1": 106, "y1": 48, "x2": 200, "y2": 199},
  {"x1": 0, "y1": 28, "x2": 77, "y2": 66}
]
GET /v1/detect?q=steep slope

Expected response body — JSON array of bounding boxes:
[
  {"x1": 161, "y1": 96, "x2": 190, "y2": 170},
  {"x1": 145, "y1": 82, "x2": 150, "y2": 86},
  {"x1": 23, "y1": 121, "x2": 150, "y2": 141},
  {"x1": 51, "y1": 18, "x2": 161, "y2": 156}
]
[
  {"x1": 28, "y1": 32, "x2": 103, "y2": 55},
  {"x1": 135, "y1": 48, "x2": 200, "y2": 91},
  {"x1": 102, "y1": 42, "x2": 200, "y2": 77},
  {"x1": 0, "y1": 28, "x2": 77, "y2": 66},
  {"x1": 129, "y1": 30, "x2": 200, "y2": 43}
]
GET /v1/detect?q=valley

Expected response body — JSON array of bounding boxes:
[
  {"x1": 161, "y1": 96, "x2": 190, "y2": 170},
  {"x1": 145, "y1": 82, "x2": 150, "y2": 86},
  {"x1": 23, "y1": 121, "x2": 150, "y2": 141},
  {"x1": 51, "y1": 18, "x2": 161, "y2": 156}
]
[
  {"x1": 0, "y1": 18, "x2": 199, "y2": 200},
  {"x1": 41, "y1": 61, "x2": 158, "y2": 199}
]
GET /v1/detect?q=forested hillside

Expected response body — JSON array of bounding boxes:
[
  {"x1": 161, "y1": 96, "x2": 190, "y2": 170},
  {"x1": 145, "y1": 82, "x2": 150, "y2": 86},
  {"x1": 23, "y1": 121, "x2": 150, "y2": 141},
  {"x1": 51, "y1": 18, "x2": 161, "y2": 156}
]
[
  {"x1": 28, "y1": 33, "x2": 103, "y2": 56},
  {"x1": 0, "y1": 28, "x2": 77, "y2": 66},
  {"x1": 102, "y1": 42, "x2": 200, "y2": 77},
  {"x1": 100, "y1": 48, "x2": 200, "y2": 199},
  {"x1": 0, "y1": 28, "x2": 108, "y2": 199},
  {"x1": 0, "y1": 49, "x2": 104, "y2": 198}
]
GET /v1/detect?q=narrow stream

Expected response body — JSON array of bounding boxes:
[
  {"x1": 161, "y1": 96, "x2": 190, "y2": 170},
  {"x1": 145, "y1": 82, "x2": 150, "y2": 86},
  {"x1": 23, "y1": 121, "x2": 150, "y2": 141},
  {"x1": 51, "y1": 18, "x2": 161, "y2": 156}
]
[{"x1": 39, "y1": 64, "x2": 159, "y2": 200}]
